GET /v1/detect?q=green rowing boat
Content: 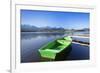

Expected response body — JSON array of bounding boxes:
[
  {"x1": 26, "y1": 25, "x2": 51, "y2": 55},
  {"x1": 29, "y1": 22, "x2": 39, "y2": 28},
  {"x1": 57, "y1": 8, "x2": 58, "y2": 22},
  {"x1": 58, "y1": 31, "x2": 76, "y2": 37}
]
[{"x1": 38, "y1": 36, "x2": 72, "y2": 60}]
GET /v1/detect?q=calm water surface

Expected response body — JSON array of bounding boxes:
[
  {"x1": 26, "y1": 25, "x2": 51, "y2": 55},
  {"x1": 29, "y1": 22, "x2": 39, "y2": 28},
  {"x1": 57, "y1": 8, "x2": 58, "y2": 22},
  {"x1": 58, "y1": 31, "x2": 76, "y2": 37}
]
[{"x1": 21, "y1": 32, "x2": 89, "y2": 63}]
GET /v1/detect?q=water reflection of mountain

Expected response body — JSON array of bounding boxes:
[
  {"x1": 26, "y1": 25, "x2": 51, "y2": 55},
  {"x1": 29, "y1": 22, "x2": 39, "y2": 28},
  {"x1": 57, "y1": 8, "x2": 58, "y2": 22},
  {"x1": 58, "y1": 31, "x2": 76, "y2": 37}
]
[{"x1": 21, "y1": 32, "x2": 66, "y2": 40}]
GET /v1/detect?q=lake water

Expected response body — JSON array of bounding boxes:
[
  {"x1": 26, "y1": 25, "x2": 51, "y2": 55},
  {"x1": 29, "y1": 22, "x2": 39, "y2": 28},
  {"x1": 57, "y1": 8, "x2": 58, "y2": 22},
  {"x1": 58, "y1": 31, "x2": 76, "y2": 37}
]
[
  {"x1": 21, "y1": 32, "x2": 89, "y2": 63},
  {"x1": 72, "y1": 37, "x2": 89, "y2": 43}
]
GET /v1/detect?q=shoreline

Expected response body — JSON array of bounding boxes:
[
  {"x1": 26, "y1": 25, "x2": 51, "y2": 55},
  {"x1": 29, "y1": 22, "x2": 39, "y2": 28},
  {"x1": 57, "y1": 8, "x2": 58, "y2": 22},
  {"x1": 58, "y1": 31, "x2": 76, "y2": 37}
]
[{"x1": 21, "y1": 32, "x2": 89, "y2": 38}]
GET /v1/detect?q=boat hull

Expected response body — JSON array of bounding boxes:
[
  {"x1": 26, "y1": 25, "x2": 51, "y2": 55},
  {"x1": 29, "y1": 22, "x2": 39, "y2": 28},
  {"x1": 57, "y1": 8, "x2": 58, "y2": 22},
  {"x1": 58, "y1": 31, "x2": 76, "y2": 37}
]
[
  {"x1": 39, "y1": 37, "x2": 72, "y2": 60},
  {"x1": 55, "y1": 44, "x2": 72, "y2": 61}
]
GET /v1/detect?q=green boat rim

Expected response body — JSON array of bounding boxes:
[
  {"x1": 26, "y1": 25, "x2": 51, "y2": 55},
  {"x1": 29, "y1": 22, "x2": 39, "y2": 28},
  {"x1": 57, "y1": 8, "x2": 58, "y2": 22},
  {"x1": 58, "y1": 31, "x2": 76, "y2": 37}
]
[{"x1": 38, "y1": 36, "x2": 72, "y2": 59}]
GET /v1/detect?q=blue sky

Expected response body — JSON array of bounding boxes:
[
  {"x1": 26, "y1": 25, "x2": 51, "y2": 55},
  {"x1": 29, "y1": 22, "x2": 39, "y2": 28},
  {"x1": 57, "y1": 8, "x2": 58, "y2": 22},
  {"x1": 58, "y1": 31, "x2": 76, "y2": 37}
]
[{"x1": 21, "y1": 10, "x2": 90, "y2": 29}]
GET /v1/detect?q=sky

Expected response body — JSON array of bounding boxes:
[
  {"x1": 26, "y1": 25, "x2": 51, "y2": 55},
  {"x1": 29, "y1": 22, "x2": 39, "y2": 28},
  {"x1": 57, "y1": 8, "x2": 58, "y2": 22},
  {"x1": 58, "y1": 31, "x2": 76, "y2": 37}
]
[{"x1": 21, "y1": 9, "x2": 90, "y2": 29}]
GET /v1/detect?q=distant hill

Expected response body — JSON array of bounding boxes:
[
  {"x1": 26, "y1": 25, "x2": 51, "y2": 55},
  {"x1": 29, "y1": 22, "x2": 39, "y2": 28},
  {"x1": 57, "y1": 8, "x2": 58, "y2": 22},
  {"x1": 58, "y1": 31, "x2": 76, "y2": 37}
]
[
  {"x1": 21, "y1": 25, "x2": 38, "y2": 32},
  {"x1": 21, "y1": 24, "x2": 65, "y2": 32},
  {"x1": 75, "y1": 28, "x2": 89, "y2": 31},
  {"x1": 21, "y1": 24, "x2": 89, "y2": 32}
]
